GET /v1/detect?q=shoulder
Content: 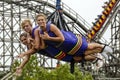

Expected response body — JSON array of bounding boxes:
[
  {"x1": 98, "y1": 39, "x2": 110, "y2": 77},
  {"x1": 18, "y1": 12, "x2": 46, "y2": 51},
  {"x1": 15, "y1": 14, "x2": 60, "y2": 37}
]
[
  {"x1": 33, "y1": 28, "x2": 40, "y2": 37},
  {"x1": 50, "y1": 24, "x2": 58, "y2": 30},
  {"x1": 34, "y1": 27, "x2": 40, "y2": 33}
]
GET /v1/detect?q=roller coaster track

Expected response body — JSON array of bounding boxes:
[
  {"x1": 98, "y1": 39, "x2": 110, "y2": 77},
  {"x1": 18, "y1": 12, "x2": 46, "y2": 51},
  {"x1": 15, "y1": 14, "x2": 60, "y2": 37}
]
[
  {"x1": 1, "y1": 72, "x2": 16, "y2": 80},
  {"x1": 87, "y1": 0, "x2": 120, "y2": 40},
  {"x1": 95, "y1": 2, "x2": 120, "y2": 41},
  {"x1": 89, "y1": 0, "x2": 120, "y2": 79}
]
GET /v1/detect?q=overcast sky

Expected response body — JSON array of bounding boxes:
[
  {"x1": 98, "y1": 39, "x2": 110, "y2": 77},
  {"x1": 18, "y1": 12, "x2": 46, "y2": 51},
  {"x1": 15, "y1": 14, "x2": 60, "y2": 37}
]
[{"x1": 62, "y1": 0, "x2": 109, "y2": 25}]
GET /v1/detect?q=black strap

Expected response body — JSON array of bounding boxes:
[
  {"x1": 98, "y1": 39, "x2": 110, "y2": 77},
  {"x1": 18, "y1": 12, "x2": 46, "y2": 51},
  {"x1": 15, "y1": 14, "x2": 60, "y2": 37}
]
[
  {"x1": 70, "y1": 59, "x2": 75, "y2": 74},
  {"x1": 81, "y1": 54, "x2": 85, "y2": 67},
  {"x1": 100, "y1": 44, "x2": 106, "y2": 53}
]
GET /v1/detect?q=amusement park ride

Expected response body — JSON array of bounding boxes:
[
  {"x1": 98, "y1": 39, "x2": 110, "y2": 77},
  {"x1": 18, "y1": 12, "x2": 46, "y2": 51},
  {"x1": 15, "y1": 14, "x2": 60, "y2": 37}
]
[{"x1": 0, "y1": 0, "x2": 120, "y2": 79}]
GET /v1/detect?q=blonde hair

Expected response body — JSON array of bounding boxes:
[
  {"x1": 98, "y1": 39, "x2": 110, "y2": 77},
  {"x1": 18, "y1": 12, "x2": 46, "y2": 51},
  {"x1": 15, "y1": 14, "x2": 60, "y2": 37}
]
[
  {"x1": 35, "y1": 13, "x2": 47, "y2": 20},
  {"x1": 21, "y1": 19, "x2": 32, "y2": 29}
]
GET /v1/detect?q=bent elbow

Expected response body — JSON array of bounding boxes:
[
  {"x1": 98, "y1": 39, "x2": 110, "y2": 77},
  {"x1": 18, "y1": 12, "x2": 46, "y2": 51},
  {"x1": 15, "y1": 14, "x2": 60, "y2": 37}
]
[
  {"x1": 34, "y1": 45, "x2": 40, "y2": 51},
  {"x1": 60, "y1": 37, "x2": 64, "y2": 42},
  {"x1": 34, "y1": 46, "x2": 39, "y2": 50}
]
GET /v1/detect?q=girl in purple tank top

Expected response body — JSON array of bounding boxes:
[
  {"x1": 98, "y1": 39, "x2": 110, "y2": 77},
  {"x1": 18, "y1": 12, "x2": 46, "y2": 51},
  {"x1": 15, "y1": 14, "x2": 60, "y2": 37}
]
[{"x1": 36, "y1": 13, "x2": 113, "y2": 60}]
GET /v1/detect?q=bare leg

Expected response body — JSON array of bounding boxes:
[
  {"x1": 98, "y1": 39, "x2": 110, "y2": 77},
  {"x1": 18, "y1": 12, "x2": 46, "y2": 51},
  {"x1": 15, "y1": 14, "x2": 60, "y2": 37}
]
[
  {"x1": 84, "y1": 48, "x2": 102, "y2": 56},
  {"x1": 86, "y1": 43, "x2": 113, "y2": 60},
  {"x1": 87, "y1": 43, "x2": 113, "y2": 53},
  {"x1": 73, "y1": 55, "x2": 96, "y2": 62},
  {"x1": 87, "y1": 43, "x2": 104, "y2": 50}
]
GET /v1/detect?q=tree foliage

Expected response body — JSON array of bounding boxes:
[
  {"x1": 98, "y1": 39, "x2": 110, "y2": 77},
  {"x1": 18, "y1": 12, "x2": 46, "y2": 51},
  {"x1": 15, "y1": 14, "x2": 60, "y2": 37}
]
[{"x1": 12, "y1": 55, "x2": 93, "y2": 80}]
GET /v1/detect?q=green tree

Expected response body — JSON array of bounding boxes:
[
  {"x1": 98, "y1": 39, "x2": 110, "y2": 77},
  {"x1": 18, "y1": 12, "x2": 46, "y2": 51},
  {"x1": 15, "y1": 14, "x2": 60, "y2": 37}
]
[{"x1": 12, "y1": 55, "x2": 93, "y2": 80}]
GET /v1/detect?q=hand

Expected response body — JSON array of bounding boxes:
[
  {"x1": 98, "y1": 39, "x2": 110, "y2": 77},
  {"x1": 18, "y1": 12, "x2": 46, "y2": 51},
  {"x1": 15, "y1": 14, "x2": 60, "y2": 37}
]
[
  {"x1": 17, "y1": 53, "x2": 25, "y2": 58},
  {"x1": 15, "y1": 67, "x2": 22, "y2": 76},
  {"x1": 41, "y1": 32, "x2": 50, "y2": 40},
  {"x1": 27, "y1": 38, "x2": 34, "y2": 44}
]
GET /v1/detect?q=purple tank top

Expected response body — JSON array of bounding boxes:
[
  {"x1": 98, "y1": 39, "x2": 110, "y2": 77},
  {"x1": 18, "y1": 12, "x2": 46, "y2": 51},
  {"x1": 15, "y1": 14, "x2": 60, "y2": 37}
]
[
  {"x1": 40, "y1": 21, "x2": 79, "y2": 54},
  {"x1": 31, "y1": 25, "x2": 73, "y2": 62}
]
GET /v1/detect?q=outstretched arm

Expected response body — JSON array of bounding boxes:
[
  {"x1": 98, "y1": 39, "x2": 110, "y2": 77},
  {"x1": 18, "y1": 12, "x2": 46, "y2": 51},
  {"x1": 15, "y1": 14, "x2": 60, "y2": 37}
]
[
  {"x1": 17, "y1": 48, "x2": 36, "y2": 58},
  {"x1": 18, "y1": 54, "x2": 31, "y2": 69},
  {"x1": 16, "y1": 54, "x2": 31, "y2": 76}
]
